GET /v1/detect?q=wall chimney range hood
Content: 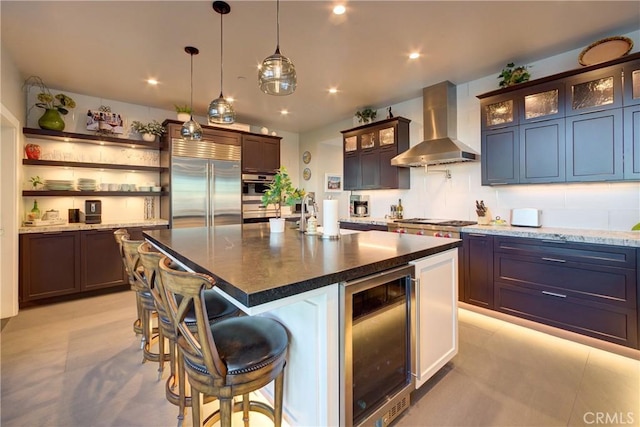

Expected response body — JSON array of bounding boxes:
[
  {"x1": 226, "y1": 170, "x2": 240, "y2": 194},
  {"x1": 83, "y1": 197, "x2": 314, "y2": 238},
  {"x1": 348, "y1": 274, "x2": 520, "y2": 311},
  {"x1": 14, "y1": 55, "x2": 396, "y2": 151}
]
[{"x1": 391, "y1": 81, "x2": 479, "y2": 167}]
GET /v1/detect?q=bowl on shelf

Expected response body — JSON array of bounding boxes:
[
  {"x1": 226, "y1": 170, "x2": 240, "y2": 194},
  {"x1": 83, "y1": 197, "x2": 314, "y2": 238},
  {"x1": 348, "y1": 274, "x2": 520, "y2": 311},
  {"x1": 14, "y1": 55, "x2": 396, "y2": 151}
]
[
  {"x1": 138, "y1": 186, "x2": 151, "y2": 192},
  {"x1": 151, "y1": 186, "x2": 162, "y2": 192}
]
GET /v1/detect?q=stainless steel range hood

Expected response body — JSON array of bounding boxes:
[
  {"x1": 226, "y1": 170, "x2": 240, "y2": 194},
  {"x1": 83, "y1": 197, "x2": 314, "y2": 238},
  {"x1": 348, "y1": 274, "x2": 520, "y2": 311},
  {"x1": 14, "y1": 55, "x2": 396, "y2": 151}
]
[{"x1": 391, "y1": 81, "x2": 479, "y2": 167}]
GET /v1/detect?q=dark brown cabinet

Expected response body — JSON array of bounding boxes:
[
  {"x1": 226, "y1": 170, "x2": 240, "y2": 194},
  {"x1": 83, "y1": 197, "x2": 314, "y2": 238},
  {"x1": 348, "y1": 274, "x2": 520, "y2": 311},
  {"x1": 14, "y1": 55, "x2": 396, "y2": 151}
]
[
  {"x1": 566, "y1": 108, "x2": 623, "y2": 181},
  {"x1": 20, "y1": 232, "x2": 81, "y2": 301},
  {"x1": 623, "y1": 59, "x2": 640, "y2": 107},
  {"x1": 481, "y1": 127, "x2": 519, "y2": 185},
  {"x1": 342, "y1": 117, "x2": 410, "y2": 190},
  {"x1": 520, "y1": 118, "x2": 565, "y2": 183},
  {"x1": 19, "y1": 225, "x2": 168, "y2": 305},
  {"x1": 241, "y1": 135, "x2": 281, "y2": 174},
  {"x1": 478, "y1": 52, "x2": 640, "y2": 185},
  {"x1": 80, "y1": 229, "x2": 127, "y2": 291},
  {"x1": 493, "y1": 236, "x2": 637, "y2": 348},
  {"x1": 462, "y1": 232, "x2": 639, "y2": 349},
  {"x1": 462, "y1": 233, "x2": 494, "y2": 309},
  {"x1": 624, "y1": 105, "x2": 640, "y2": 179}
]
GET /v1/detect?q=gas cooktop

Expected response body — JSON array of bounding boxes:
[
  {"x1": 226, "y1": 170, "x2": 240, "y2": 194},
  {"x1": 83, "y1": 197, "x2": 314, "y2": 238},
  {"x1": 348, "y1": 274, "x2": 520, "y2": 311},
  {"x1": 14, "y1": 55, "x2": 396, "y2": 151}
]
[{"x1": 394, "y1": 218, "x2": 477, "y2": 227}]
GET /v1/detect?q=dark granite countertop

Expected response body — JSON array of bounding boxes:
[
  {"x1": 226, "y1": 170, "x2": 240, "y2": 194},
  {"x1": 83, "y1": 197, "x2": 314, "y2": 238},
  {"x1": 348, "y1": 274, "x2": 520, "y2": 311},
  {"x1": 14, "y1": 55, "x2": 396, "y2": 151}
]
[{"x1": 144, "y1": 223, "x2": 460, "y2": 307}]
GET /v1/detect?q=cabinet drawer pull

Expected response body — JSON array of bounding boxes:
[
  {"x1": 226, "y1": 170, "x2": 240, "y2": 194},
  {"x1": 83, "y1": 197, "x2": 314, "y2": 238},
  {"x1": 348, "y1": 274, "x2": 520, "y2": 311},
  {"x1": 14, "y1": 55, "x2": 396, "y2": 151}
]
[
  {"x1": 542, "y1": 257, "x2": 566, "y2": 263},
  {"x1": 541, "y1": 239, "x2": 565, "y2": 244},
  {"x1": 467, "y1": 233, "x2": 487, "y2": 237},
  {"x1": 542, "y1": 290, "x2": 567, "y2": 298},
  {"x1": 43, "y1": 231, "x2": 63, "y2": 235},
  {"x1": 490, "y1": 182, "x2": 508, "y2": 186}
]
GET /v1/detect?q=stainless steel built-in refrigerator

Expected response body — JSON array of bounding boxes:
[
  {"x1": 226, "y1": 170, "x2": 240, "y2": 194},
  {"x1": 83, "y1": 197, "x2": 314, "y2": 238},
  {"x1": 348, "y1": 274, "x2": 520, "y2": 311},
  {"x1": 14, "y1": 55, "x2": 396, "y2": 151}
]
[{"x1": 171, "y1": 139, "x2": 241, "y2": 228}]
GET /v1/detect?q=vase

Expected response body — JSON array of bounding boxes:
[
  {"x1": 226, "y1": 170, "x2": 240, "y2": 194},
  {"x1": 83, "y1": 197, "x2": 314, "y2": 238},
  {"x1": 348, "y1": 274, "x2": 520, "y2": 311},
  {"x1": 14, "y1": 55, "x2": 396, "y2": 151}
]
[
  {"x1": 177, "y1": 112, "x2": 191, "y2": 122},
  {"x1": 38, "y1": 108, "x2": 65, "y2": 131},
  {"x1": 142, "y1": 133, "x2": 156, "y2": 142},
  {"x1": 269, "y1": 217, "x2": 286, "y2": 233},
  {"x1": 25, "y1": 143, "x2": 41, "y2": 160}
]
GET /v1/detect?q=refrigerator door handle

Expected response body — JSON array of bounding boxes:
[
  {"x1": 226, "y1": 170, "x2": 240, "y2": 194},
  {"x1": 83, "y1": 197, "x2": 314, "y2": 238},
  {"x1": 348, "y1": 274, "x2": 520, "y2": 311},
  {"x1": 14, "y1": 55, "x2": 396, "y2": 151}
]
[{"x1": 208, "y1": 162, "x2": 214, "y2": 227}]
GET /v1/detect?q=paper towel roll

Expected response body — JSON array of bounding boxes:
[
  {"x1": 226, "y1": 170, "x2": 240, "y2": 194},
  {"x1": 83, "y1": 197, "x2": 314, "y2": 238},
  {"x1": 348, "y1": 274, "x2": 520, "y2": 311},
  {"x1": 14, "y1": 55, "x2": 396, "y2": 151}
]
[{"x1": 322, "y1": 199, "x2": 340, "y2": 237}]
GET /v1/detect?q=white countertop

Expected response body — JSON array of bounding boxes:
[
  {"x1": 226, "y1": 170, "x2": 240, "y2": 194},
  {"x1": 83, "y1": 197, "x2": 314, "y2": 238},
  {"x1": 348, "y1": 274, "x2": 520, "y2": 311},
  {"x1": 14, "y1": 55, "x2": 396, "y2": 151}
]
[
  {"x1": 462, "y1": 224, "x2": 640, "y2": 248},
  {"x1": 339, "y1": 217, "x2": 640, "y2": 248},
  {"x1": 19, "y1": 219, "x2": 169, "y2": 234}
]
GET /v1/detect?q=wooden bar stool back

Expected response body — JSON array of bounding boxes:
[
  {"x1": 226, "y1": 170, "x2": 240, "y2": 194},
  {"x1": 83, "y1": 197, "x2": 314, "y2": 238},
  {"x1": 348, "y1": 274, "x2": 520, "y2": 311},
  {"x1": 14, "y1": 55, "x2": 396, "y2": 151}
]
[
  {"x1": 113, "y1": 229, "x2": 143, "y2": 337},
  {"x1": 158, "y1": 256, "x2": 288, "y2": 427},
  {"x1": 121, "y1": 236, "x2": 161, "y2": 363}
]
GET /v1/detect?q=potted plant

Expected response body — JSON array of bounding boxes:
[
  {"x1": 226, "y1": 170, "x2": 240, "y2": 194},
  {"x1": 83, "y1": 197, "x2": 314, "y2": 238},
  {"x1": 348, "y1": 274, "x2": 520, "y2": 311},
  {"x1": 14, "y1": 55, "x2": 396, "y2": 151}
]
[
  {"x1": 24, "y1": 75, "x2": 76, "y2": 131},
  {"x1": 261, "y1": 166, "x2": 305, "y2": 232},
  {"x1": 175, "y1": 104, "x2": 192, "y2": 122},
  {"x1": 355, "y1": 108, "x2": 377, "y2": 124},
  {"x1": 498, "y1": 63, "x2": 531, "y2": 88},
  {"x1": 131, "y1": 120, "x2": 165, "y2": 141}
]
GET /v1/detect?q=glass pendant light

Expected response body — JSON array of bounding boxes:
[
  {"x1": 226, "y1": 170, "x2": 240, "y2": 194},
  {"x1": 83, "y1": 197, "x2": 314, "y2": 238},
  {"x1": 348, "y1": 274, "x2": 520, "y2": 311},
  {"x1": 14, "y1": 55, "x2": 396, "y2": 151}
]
[
  {"x1": 181, "y1": 46, "x2": 203, "y2": 140},
  {"x1": 208, "y1": 1, "x2": 235, "y2": 125},
  {"x1": 258, "y1": 0, "x2": 297, "y2": 96}
]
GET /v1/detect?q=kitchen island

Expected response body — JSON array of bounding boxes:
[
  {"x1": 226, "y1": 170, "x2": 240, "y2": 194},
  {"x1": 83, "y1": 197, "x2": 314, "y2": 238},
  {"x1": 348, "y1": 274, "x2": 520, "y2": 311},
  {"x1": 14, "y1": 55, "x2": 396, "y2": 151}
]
[{"x1": 144, "y1": 223, "x2": 460, "y2": 427}]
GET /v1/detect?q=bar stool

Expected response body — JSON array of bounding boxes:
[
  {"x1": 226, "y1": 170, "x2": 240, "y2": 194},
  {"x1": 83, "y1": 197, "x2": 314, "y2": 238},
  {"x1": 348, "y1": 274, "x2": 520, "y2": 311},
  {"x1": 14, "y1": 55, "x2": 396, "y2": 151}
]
[
  {"x1": 113, "y1": 229, "x2": 143, "y2": 339},
  {"x1": 121, "y1": 236, "x2": 162, "y2": 363},
  {"x1": 137, "y1": 243, "x2": 241, "y2": 422},
  {"x1": 158, "y1": 256, "x2": 288, "y2": 427}
]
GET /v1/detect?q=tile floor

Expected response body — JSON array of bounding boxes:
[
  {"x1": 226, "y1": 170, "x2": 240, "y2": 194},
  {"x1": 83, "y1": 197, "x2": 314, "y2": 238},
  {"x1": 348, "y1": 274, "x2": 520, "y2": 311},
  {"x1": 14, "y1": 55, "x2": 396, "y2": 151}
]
[{"x1": 1, "y1": 291, "x2": 638, "y2": 427}]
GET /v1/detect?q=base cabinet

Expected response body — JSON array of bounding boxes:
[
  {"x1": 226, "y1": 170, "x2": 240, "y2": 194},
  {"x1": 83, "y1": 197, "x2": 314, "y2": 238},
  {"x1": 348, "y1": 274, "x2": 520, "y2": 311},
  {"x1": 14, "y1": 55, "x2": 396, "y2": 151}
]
[
  {"x1": 462, "y1": 233, "x2": 494, "y2": 308},
  {"x1": 80, "y1": 229, "x2": 127, "y2": 291},
  {"x1": 20, "y1": 232, "x2": 81, "y2": 301},
  {"x1": 412, "y1": 249, "x2": 458, "y2": 388},
  {"x1": 463, "y1": 233, "x2": 639, "y2": 349},
  {"x1": 19, "y1": 225, "x2": 167, "y2": 304}
]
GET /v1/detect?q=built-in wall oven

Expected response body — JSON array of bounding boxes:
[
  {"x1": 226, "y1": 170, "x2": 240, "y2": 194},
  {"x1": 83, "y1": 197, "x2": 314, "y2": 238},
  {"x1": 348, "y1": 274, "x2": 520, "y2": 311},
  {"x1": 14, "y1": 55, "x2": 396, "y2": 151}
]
[
  {"x1": 340, "y1": 265, "x2": 415, "y2": 427},
  {"x1": 241, "y1": 173, "x2": 275, "y2": 223}
]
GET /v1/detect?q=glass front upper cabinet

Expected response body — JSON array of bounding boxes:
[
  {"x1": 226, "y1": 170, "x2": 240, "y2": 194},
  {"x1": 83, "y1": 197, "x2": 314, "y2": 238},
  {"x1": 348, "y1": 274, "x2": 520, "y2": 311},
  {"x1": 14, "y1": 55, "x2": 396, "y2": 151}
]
[
  {"x1": 623, "y1": 59, "x2": 640, "y2": 106},
  {"x1": 481, "y1": 93, "x2": 519, "y2": 130},
  {"x1": 565, "y1": 65, "x2": 623, "y2": 115},
  {"x1": 379, "y1": 127, "x2": 395, "y2": 146},
  {"x1": 519, "y1": 82, "x2": 565, "y2": 123},
  {"x1": 344, "y1": 135, "x2": 357, "y2": 152},
  {"x1": 360, "y1": 132, "x2": 376, "y2": 149}
]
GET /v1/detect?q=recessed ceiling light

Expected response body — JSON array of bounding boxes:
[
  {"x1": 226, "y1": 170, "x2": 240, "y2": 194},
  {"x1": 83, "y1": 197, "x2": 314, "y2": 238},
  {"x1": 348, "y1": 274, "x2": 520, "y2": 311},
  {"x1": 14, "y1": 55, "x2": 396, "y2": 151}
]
[
  {"x1": 333, "y1": 4, "x2": 346, "y2": 15},
  {"x1": 147, "y1": 78, "x2": 159, "y2": 85},
  {"x1": 409, "y1": 52, "x2": 420, "y2": 60},
  {"x1": 329, "y1": 88, "x2": 338, "y2": 94},
  {"x1": 281, "y1": 110, "x2": 289, "y2": 115}
]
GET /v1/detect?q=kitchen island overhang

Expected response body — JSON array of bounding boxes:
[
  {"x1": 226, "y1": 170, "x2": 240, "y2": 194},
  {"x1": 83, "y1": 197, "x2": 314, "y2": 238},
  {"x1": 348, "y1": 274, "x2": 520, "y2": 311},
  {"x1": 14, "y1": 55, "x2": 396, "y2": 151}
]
[
  {"x1": 143, "y1": 223, "x2": 460, "y2": 307},
  {"x1": 143, "y1": 223, "x2": 460, "y2": 427}
]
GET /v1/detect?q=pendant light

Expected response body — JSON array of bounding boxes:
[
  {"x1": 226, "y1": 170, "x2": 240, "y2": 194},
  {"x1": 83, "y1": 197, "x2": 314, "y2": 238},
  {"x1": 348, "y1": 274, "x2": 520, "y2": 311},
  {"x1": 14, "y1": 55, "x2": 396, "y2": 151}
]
[
  {"x1": 208, "y1": 1, "x2": 235, "y2": 125},
  {"x1": 181, "y1": 46, "x2": 203, "y2": 140},
  {"x1": 258, "y1": 0, "x2": 297, "y2": 96}
]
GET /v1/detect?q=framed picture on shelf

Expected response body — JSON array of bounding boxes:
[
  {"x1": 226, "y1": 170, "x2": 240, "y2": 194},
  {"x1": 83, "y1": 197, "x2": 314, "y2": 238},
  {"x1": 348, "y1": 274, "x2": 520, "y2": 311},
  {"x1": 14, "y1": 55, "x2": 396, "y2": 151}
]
[{"x1": 324, "y1": 173, "x2": 342, "y2": 192}]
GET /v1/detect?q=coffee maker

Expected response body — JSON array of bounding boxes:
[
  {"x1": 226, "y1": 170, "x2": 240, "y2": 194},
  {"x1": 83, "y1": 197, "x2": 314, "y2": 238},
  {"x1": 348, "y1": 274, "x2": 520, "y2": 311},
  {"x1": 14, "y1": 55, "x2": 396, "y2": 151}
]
[
  {"x1": 85, "y1": 200, "x2": 102, "y2": 224},
  {"x1": 350, "y1": 195, "x2": 369, "y2": 217}
]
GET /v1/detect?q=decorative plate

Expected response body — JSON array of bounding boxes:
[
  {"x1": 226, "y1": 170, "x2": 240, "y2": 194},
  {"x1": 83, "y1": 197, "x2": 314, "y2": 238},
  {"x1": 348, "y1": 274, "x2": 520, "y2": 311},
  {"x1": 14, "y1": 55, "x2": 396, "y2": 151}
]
[
  {"x1": 578, "y1": 36, "x2": 633, "y2": 66},
  {"x1": 303, "y1": 167, "x2": 311, "y2": 180},
  {"x1": 302, "y1": 151, "x2": 311, "y2": 164}
]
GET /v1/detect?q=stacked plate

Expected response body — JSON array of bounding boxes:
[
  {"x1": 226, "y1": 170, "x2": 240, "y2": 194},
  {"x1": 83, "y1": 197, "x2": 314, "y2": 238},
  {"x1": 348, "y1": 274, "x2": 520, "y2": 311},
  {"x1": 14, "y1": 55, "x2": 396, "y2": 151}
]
[
  {"x1": 77, "y1": 178, "x2": 97, "y2": 191},
  {"x1": 44, "y1": 179, "x2": 74, "y2": 191}
]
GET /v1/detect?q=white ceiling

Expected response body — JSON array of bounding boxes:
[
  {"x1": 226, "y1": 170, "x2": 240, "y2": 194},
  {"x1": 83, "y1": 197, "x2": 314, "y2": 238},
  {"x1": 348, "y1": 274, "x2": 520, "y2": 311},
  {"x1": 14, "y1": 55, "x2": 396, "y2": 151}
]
[{"x1": 2, "y1": 1, "x2": 638, "y2": 133}]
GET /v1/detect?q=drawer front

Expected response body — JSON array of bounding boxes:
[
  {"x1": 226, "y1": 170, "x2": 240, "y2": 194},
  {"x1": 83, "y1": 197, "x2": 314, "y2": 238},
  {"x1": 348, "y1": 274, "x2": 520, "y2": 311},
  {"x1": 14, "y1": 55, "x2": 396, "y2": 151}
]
[
  {"x1": 495, "y1": 254, "x2": 636, "y2": 308},
  {"x1": 494, "y1": 237, "x2": 636, "y2": 269},
  {"x1": 495, "y1": 282, "x2": 638, "y2": 348}
]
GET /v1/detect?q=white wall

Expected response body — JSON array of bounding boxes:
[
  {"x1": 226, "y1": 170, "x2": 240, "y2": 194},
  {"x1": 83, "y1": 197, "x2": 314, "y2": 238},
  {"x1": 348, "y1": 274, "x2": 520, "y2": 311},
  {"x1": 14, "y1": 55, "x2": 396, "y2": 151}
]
[{"x1": 301, "y1": 29, "x2": 640, "y2": 232}]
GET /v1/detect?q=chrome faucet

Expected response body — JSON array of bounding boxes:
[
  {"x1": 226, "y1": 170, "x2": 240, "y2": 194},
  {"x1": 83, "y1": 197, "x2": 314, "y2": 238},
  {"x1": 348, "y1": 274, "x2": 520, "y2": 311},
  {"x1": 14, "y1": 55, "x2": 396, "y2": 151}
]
[{"x1": 299, "y1": 192, "x2": 314, "y2": 233}]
